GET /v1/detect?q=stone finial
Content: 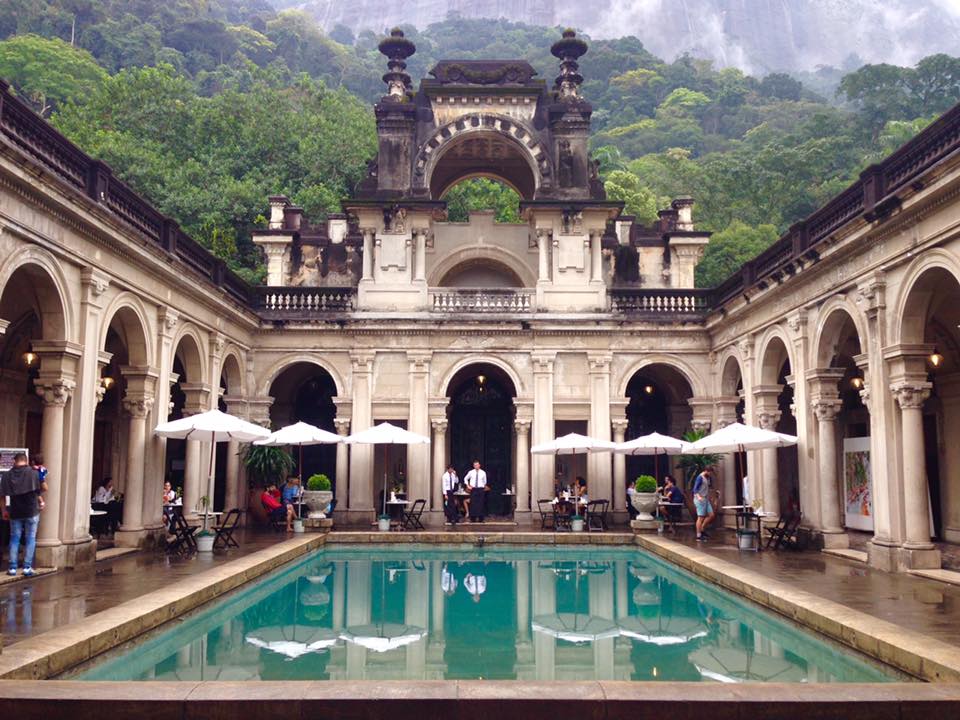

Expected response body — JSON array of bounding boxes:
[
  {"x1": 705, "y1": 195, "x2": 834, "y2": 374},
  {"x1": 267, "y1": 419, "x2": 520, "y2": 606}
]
[
  {"x1": 378, "y1": 28, "x2": 416, "y2": 100},
  {"x1": 551, "y1": 28, "x2": 587, "y2": 100}
]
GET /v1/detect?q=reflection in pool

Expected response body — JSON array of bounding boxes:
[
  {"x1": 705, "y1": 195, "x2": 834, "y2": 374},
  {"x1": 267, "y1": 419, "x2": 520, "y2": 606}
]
[{"x1": 73, "y1": 545, "x2": 898, "y2": 682}]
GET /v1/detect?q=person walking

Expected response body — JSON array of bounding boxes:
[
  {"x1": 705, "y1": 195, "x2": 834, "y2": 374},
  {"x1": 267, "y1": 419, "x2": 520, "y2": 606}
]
[
  {"x1": 1, "y1": 452, "x2": 44, "y2": 576},
  {"x1": 692, "y1": 467, "x2": 716, "y2": 541}
]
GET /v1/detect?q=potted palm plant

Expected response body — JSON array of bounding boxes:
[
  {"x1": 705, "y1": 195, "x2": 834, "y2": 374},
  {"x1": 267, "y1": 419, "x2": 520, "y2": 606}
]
[
  {"x1": 570, "y1": 513, "x2": 585, "y2": 532},
  {"x1": 303, "y1": 473, "x2": 333, "y2": 517},
  {"x1": 631, "y1": 475, "x2": 658, "y2": 520},
  {"x1": 378, "y1": 513, "x2": 392, "y2": 531},
  {"x1": 677, "y1": 429, "x2": 722, "y2": 489},
  {"x1": 240, "y1": 444, "x2": 294, "y2": 520}
]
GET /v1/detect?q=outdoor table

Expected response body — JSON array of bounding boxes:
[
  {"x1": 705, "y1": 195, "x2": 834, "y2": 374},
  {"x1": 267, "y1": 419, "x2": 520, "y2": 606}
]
[
  {"x1": 501, "y1": 491, "x2": 516, "y2": 519},
  {"x1": 89, "y1": 507, "x2": 108, "y2": 537},
  {"x1": 656, "y1": 501, "x2": 684, "y2": 524},
  {"x1": 386, "y1": 499, "x2": 409, "y2": 524},
  {"x1": 723, "y1": 505, "x2": 764, "y2": 552}
]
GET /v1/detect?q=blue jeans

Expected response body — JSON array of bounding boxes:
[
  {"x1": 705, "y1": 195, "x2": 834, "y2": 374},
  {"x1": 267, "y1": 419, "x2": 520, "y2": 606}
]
[{"x1": 8, "y1": 514, "x2": 40, "y2": 571}]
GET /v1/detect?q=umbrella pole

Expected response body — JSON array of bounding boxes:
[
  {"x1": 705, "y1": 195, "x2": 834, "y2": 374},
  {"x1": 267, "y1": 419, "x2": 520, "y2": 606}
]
[{"x1": 205, "y1": 438, "x2": 216, "y2": 531}]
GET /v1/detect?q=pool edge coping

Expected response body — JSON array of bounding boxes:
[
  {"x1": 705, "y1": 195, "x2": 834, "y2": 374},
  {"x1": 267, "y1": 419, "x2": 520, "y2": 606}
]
[
  {"x1": 635, "y1": 534, "x2": 960, "y2": 683},
  {"x1": 0, "y1": 533, "x2": 328, "y2": 679}
]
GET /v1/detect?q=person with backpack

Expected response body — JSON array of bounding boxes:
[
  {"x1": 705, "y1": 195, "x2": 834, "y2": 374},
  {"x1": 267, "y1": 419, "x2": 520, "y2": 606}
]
[{"x1": 1, "y1": 452, "x2": 44, "y2": 576}]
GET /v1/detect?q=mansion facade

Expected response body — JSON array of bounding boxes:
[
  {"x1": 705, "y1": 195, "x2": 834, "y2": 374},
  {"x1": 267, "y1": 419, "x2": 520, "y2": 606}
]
[{"x1": 1, "y1": 30, "x2": 959, "y2": 574}]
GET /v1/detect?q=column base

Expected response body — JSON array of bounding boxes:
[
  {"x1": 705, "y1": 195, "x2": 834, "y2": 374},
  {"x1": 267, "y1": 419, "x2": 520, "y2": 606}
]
[
  {"x1": 820, "y1": 530, "x2": 849, "y2": 550},
  {"x1": 630, "y1": 519, "x2": 659, "y2": 534},
  {"x1": 341, "y1": 509, "x2": 375, "y2": 526},
  {"x1": 114, "y1": 528, "x2": 148, "y2": 548},
  {"x1": 867, "y1": 539, "x2": 899, "y2": 572},
  {"x1": 33, "y1": 541, "x2": 66, "y2": 569},
  {"x1": 62, "y1": 537, "x2": 97, "y2": 568},
  {"x1": 899, "y1": 546, "x2": 941, "y2": 571}
]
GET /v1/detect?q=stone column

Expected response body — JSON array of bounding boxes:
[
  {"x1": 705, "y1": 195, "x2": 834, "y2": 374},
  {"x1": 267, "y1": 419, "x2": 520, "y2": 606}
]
[
  {"x1": 536, "y1": 229, "x2": 549, "y2": 281},
  {"x1": 431, "y1": 419, "x2": 448, "y2": 512},
  {"x1": 407, "y1": 352, "x2": 431, "y2": 504},
  {"x1": 334, "y1": 418, "x2": 351, "y2": 511},
  {"x1": 590, "y1": 231, "x2": 603, "y2": 283},
  {"x1": 753, "y1": 385, "x2": 782, "y2": 518},
  {"x1": 892, "y1": 382, "x2": 934, "y2": 550},
  {"x1": 348, "y1": 352, "x2": 374, "y2": 515},
  {"x1": 180, "y1": 383, "x2": 211, "y2": 517},
  {"x1": 361, "y1": 229, "x2": 374, "y2": 281},
  {"x1": 514, "y1": 419, "x2": 531, "y2": 512},
  {"x1": 224, "y1": 440, "x2": 240, "y2": 509},
  {"x1": 812, "y1": 396, "x2": 845, "y2": 546},
  {"x1": 116, "y1": 396, "x2": 153, "y2": 546},
  {"x1": 414, "y1": 229, "x2": 427, "y2": 282},
  {"x1": 611, "y1": 419, "x2": 628, "y2": 514},
  {"x1": 34, "y1": 377, "x2": 74, "y2": 568},
  {"x1": 587, "y1": 354, "x2": 612, "y2": 504},
  {"x1": 531, "y1": 353, "x2": 556, "y2": 502}
]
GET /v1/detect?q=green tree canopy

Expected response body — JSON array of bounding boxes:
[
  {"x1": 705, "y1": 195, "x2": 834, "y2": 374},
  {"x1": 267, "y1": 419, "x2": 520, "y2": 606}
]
[
  {"x1": 695, "y1": 221, "x2": 780, "y2": 287},
  {"x1": 604, "y1": 170, "x2": 658, "y2": 223},
  {"x1": 443, "y1": 178, "x2": 521, "y2": 223}
]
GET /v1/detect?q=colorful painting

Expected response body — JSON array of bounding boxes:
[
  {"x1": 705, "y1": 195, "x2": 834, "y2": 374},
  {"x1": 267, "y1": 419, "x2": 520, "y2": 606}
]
[{"x1": 843, "y1": 437, "x2": 873, "y2": 531}]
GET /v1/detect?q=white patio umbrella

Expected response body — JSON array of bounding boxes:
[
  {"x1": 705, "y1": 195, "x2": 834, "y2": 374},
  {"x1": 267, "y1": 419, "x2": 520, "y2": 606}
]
[
  {"x1": 613, "y1": 431, "x2": 693, "y2": 485},
  {"x1": 254, "y1": 421, "x2": 342, "y2": 485},
  {"x1": 155, "y1": 409, "x2": 270, "y2": 522},
  {"x1": 340, "y1": 623, "x2": 426, "y2": 652},
  {"x1": 245, "y1": 625, "x2": 339, "y2": 659},
  {"x1": 619, "y1": 615, "x2": 709, "y2": 646},
  {"x1": 532, "y1": 613, "x2": 620, "y2": 644},
  {"x1": 689, "y1": 647, "x2": 808, "y2": 683},
  {"x1": 344, "y1": 422, "x2": 430, "y2": 517},
  {"x1": 687, "y1": 423, "x2": 798, "y2": 507},
  {"x1": 530, "y1": 432, "x2": 616, "y2": 455}
]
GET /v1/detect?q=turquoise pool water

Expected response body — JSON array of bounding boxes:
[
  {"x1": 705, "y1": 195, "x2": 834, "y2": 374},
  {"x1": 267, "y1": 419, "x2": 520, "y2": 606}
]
[{"x1": 73, "y1": 545, "x2": 898, "y2": 682}]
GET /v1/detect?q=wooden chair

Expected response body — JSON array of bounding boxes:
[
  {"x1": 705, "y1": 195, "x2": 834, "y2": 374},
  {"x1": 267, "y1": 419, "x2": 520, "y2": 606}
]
[
  {"x1": 213, "y1": 508, "x2": 241, "y2": 549},
  {"x1": 586, "y1": 499, "x2": 609, "y2": 531},
  {"x1": 537, "y1": 499, "x2": 555, "y2": 530},
  {"x1": 402, "y1": 499, "x2": 426, "y2": 530},
  {"x1": 166, "y1": 507, "x2": 197, "y2": 555},
  {"x1": 766, "y1": 512, "x2": 803, "y2": 550}
]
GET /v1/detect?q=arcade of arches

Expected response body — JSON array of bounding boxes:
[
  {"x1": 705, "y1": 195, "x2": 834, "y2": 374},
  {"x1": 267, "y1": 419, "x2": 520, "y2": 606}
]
[{"x1": 2, "y1": 33, "x2": 960, "y2": 576}]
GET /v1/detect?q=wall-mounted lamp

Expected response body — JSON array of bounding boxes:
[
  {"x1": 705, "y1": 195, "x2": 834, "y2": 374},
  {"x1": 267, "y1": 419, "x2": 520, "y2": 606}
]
[
  {"x1": 929, "y1": 349, "x2": 945, "y2": 369},
  {"x1": 101, "y1": 375, "x2": 115, "y2": 392},
  {"x1": 851, "y1": 377, "x2": 864, "y2": 390},
  {"x1": 643, "y1": 385, "x2": 654, "y2": 395},
  {"x1": 22, "y1": 351, "x2": 37, "y2": 367},
  {"x1": 477, "y1": 374, "x2": 486, "y2": 386}
]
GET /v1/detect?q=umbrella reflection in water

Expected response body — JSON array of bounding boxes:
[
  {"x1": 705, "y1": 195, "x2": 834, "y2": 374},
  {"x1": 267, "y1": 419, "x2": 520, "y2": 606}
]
[{"x1": 689, "y1": 647, "x2": 808, "y2": 683}]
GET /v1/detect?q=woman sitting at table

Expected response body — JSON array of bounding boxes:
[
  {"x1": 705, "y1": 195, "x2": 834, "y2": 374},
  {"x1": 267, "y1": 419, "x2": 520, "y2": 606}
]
[
  {"x1": 261, "y1": 484, "x2": 295, "y2": 531},
  {"x1": 162, "y1": 481, "x2": 177, "y2": 504},
  {"x1": 282, "y1": 476, "x2": 302, "y2": 516},
  {"x1": 575, "y1": 476, "x2": 588, "y2": 502}
]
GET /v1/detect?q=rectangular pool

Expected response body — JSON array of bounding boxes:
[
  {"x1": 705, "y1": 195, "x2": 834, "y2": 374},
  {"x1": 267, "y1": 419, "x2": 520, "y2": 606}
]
[{"x1": 70, "y1": 545, "x2": 900, "y2": 682}]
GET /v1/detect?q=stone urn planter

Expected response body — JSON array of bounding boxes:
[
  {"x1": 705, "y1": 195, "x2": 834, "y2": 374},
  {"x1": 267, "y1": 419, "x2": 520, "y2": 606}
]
[
  {"x1": 195, "y1": 533, "x2": 215, "y2": 552},
  {"x1": 631, "y1": 492, "x2": 658, "y2": 521},
  {"x1": 571, "y1": 516, "x2": 585, "y2": 532},
  {"x1": 302, "y1": 490, "x2": 333, "y2": 517},
  {"x1": 378, "y1": 516, "x2": 391, "y2": 532}
]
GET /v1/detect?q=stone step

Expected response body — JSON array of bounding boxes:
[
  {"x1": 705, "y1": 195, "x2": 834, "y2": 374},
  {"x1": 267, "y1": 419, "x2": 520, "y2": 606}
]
[
  {"x1": 95, "y1": 547, "x2": 139, "y2": 562},
  {"x1": 821, "y1": 548, "x2": 868, "y2": 563},
  {"x1": 909, "y1": 568, "x2": 960, "y2": 587}
]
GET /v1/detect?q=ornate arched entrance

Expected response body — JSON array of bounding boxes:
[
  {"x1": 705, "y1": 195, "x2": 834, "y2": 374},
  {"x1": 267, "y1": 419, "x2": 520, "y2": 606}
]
[{"x1": 446, "y1": 362, "x2": 517, "y2": 515}]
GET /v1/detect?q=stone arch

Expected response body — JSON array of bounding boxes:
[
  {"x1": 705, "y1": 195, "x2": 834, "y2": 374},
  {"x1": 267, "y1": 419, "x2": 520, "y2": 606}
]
[
  {"x1": 171, "y1": 323, "x2": 207, "y2": 384},
  {"x1": 718, "y1": 350, "x2": 745, "y2": 397},
  {"x1": 417, "y1": 114, "x2": 549, "y2": 200},
  {"x1": 258, "y1": 354, "x2": 346, "y2": 398},
  {"x1": 617, "y1": 356, "x2": 705, "y2": 400},
  {"x1": 891, "y1": 249, "x2": 960, "y2": 345},
  {"x1": 219, "y1": 348, "x2": 245, "y2": 396},
  {"x1": 0, "y1": 245, "x2": 74, "y2": 342},
  {"x1": 438, "y1": 354, "x2": 525, "y2": 399},
  {"x1": 100, "y1": 293, "x2": 153, "y2": 367},
  {"x1": 756, "y1": 326, "x2": 795, "y2": 385},
  {"x1": 428, "y1": 244, "x2": 537, "y2": 288},
  {"x1": 812, "y1": 299, "x2": 867, "y2": 369}
]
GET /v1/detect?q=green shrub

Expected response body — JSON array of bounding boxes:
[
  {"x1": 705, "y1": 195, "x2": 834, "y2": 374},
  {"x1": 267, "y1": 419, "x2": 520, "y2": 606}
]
[
  {"x1": 307, "y1": 473, "x2": 331, "y2": 491},
  {"x1": 634, "y1": 475, "x2": 657, "y2": 493}
]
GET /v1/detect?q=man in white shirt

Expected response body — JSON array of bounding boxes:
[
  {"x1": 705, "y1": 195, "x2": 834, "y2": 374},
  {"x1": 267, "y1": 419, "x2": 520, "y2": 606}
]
[
  {"x1": 464, "y1": 572, "x2": 487, "y2": 602},
  {"x1": 441, "y1": 563, "x2": 458, "y2": 596},
  {"x1": 464, "y1": 460, "x2": 487, "y2": 522},
  {"x1": 442, "y1": 464, "x2": 460, "y2": 524}
]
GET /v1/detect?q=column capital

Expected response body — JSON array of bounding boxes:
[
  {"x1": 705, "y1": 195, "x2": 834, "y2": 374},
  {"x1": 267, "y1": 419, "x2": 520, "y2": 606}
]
[
  {"x1": 407, "y1": 351, "x2": 432, "y2": 372},
  {"x1": 180, "y1": 382, "x2": 212, "y2": 414},
  {"x1": 513, "y1": 418, "x2": 531, "y2": 435},
  {"x1": 811, "y1": 398, "x2": 843, "y2": 422},
  {"x1": 753, "y1": 383, "x2": 783, "y2": 400},
  {"x1": 431, "y1": 418, "x2": 449, "y2": 433},
  {"x1": 81, "y1": 266, "x2": 110, "y2": 305},
  {"x1": 611, "y1": 418, "x2": 629, "y2": 432},
  {"x1": 587, "y1": 353, "x2": 612, "y2": 372},
  {"x1": 531, "y1": 351, "x2": 556, "y2": 373},
  {"x1": 158, "y1": 307, "x2": 179, "y2": 337},
  {"x1": 690, "y1": 418, "x2": 712, "y2": 433},
  {"x1": 334, "y1": 418, "x2": 351, "y2": 435},
  {"x1": 756, "y1": 409, "x2": 781, "y2": 430},
  {"x1": 890, "y1": 381, "x2": 932, "y2": 410},
  {"x1": 350, "y1": 351, "x2": 375, "y2": 373},
  {"x1": 123, "y1": 396, "x2": 155, "y2": 419},
  {"x1": 36, "y1": 378, "x2": 75, "y2": 407},
  {"x1": 855, "y1": 272, "x2": 886, "y2": 316}
]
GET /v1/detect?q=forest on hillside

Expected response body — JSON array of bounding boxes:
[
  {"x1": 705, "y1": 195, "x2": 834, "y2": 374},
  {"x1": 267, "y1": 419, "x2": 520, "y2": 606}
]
[{"x1": 2, "y1": 1, "x2": 959, "y2": 286}]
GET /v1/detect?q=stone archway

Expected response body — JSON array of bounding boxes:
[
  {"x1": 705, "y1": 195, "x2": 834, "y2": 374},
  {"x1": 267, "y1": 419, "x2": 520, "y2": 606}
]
[
  {"x1": 755, "y1": 333, "x2": 798, "y2": 518},
  {"x1": 445, "y1": 362, "x2": 517, "y2": 516},
  {"x1": 895, "y1": 265, "x2": 960, "y2": 547}
]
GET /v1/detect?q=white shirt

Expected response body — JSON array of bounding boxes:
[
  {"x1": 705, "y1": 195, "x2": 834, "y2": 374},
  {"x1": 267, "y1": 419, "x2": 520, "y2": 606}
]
[
  {"x1": 464, "y1": 573, "x2": 486, "y2": 596},
  {"x1": 442, "y1": 471, "x2": 459, "y2": 493},
  {"x1": 441, "y1": 567, "x2": 457, "y2": 593},
  {"x1": 465, "y1": 468, "x2": 487, "y2": 489},
  {"x1": 94, "y1": 486, "x2": 114, "y2": 503}
]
